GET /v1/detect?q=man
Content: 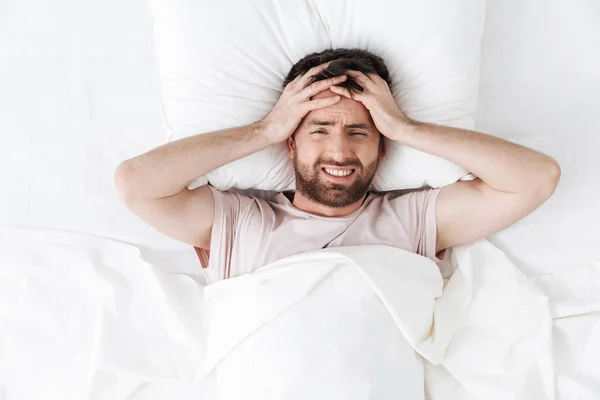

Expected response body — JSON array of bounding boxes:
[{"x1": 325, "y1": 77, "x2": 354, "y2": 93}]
[{"x1": 114, "y1": 48, "x2": 561, "y2": 284}]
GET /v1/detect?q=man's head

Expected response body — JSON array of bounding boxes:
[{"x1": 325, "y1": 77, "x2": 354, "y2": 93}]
[{"x1": 283, "y1": 48, "x2": 392, "y2": 211}]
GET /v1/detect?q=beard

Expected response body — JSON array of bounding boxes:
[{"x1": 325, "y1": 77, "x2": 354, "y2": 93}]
[{"x1": 293, "y1": 154, "x2": 380, "y2": 208}]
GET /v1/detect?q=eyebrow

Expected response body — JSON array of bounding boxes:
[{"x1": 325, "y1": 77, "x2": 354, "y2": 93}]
[{"x1": 306, "y1": 119, "x2": 370, "y2": 130}]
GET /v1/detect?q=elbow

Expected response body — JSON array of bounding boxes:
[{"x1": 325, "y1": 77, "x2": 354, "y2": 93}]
[
  {"x1": 114, "y1": 161, "x2": 136, "y2": 204},
  {"x1": 536, "y1": 159, "x2": 561, "y2": 200},
  {"x1": 549, "y1": 160, "x2": 562, "y2": 184}
]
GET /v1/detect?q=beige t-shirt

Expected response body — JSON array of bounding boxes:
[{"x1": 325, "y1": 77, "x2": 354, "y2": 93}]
[{"x1": 194, "y1": 185, "x2": 446, "y2": 284}]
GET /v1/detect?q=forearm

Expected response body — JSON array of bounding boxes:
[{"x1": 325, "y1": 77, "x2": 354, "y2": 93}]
[
  {"x1": 394, "y1": 120, "x2": 560, "y2": 194},
  {"x1": 116, "y1": 121, "x2": 270, "y2": 199}
]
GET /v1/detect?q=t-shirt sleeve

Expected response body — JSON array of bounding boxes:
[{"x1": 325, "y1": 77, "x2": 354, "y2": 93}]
[
  {"x1": 193, "y1": 185, "x2": 258, "y2": 283},
  {"x1": 388, "y1": 187, "x2": 446, "y2": 264}
]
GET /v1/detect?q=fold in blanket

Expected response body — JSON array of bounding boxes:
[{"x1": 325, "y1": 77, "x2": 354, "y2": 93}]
[
  {"x1": 1, "y1": 226, "x2": 571, "y2": 399},
  {"x1": 96, "y1": 241, "x2": 555, "y2": 399}
]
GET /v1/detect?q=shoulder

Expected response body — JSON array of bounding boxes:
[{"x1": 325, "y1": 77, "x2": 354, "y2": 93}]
[
  {"x1": 207, "y1": 186, "x2": 275, "y2": 216},
  {"x1": 386, "y1": 187, "x2": 442, "y2": 203},
  {"x1": 368, "y1": 187, "x2": 439, "y2": 203},
  {"x1": 366, "y1": 187, "x2": 442, "y2": 219}
]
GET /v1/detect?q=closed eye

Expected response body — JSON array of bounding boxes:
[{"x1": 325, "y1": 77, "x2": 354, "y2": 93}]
[
  {"x1": 311, "y1": 130, "x2": 367, "y2": 136},
  {"x1": 311, "y1": 130, "x2": 369, "y2": 137}
]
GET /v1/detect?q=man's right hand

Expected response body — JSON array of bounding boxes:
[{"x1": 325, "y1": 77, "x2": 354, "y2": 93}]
[{"x1": 260, "y1": 61, "x2": 348, "y2": 145}]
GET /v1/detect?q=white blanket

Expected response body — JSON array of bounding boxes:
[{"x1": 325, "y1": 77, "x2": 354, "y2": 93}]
[{"x1": 1, "y1": 225, "x2": 598, "y2": 399}]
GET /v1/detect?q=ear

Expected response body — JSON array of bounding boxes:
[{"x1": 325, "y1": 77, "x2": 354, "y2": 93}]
[
  {"x1": 287, "y1": 136, "x2": 295, "y2": 159},
  {"x1": 379, "y1": 136, "x2": 386, "y2": 159}
]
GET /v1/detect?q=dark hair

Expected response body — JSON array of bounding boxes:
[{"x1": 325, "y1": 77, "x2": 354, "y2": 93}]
[
  {"x1": 284, "y1": 47, "x2": 391, "y2": 144},
  {"x1": 283, "y1": 47, "x2": 393, "y2": 96}
]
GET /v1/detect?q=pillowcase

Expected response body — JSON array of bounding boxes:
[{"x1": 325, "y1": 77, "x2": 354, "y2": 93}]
[{"x1": 148, "y1": 0, "x2": 485, "y2": 192}]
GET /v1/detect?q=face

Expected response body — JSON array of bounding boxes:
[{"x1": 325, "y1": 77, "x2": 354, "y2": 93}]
[{"x1": 288, "y1": 88, "x2": 384, "y2": 208}]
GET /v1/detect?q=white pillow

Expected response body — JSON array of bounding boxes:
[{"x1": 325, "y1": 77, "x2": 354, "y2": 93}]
[{"x1": 148, "y1": 0, "x2": 485, "y2": 192}]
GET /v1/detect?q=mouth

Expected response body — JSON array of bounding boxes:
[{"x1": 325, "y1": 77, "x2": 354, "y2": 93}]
[{"x1": 321, "y1": 167, "x2": 356, "y2": 181}]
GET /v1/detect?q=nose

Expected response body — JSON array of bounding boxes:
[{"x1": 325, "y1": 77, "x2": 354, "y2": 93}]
[{"x1": 326, "y1": 132, "x2": 354, "y2": 163}]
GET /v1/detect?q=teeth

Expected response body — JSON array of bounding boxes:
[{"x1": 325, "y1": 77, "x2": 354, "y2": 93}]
[{"x1": 324, "y1": 168, "x2": 353, "y2": 177}]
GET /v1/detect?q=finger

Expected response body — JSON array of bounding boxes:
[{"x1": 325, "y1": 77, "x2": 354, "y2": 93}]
[
  {"x1": 284, "y1": 73, "x2": 305, "y2": 93},
  {"x1": 302, "y1": 95, "x2": 341, "y2": 112},
  {"x1": 366, "y1": 73, "x2": 391, "y2": 91},
  {"x1": 298, "y1": 60, "x2": 334, "y2": 88},
  {"x1": 300, "y1": 75, "x2": 347, "y2": 99},
  {"x1": 366, "y1": 72, "x2": 380, "y2": 81},
  {"x1": 346, "y1": 70, "x2": 375, "y2": 90},
  {"x1": 329, "y1": 85, "x2": 358, "y2": 100},
  {"x1": 289, "y1": 73, "x2": 304, "y2": 86}
]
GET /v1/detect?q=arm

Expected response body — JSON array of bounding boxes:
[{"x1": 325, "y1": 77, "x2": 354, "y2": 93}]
[
  {"x1": 115, "y1": 122, "x2": 271, "y2": 201},
  {"x1": 114, "y1": 61, "x2": 345, "y2": 249},
  {"x1": 114, "y1": 122, "x2": 272, "y2": 249},
  {"x1": 328, "y1": 69, "x2": 561, "y2": 255},
  {"x1": 392, "y1": 120, "x2": 561, "y2": 253}
]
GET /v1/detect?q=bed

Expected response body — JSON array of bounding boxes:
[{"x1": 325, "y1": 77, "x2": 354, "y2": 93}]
[{"x1": 1, "y1": 0, "x2": 599, "y2": 398}]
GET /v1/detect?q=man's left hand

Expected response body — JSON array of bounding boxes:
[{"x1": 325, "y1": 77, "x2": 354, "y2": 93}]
[{"x1": 329, "y1": 70, "x2": 408, "y2": 140}]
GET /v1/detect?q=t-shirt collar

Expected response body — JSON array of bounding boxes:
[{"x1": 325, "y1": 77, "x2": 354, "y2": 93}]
[{"x1": 276, "y1": 191, "x2": 372, "y2": 220}]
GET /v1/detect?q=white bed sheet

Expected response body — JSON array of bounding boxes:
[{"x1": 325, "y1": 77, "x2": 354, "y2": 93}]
[
  {"x1": 476, "y1": 0, "x2": 600, "y2": 276},
  {"x1": 0, "y1": 0, "x2": 200, "y2": 276}
]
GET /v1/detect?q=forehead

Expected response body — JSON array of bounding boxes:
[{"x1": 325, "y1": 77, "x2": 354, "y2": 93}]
[{"x1": 302, "y1": 89, "x2": 375, "y2": 128}]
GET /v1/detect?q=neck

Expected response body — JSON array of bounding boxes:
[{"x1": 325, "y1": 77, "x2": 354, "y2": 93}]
[{"x1": 291, "y1": 191, "x2": 367, "y2": 217}]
